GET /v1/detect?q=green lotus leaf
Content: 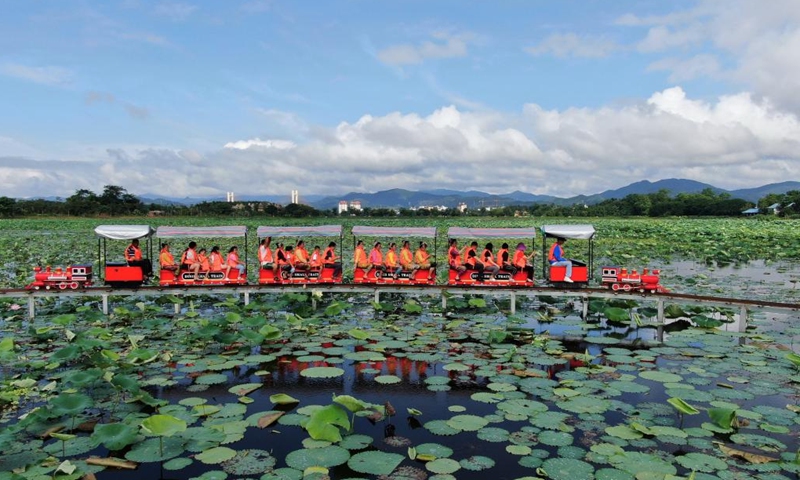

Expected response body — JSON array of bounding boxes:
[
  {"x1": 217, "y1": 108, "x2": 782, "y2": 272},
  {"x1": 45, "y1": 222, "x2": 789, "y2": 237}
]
[
  {"x1": 459, "y1": 455, "x2": 495, "y2": 471},
  {"x1": 507, "y1": 444, "x2": 532, "y2": 456},
  {"x1": 305, "y1": 404, "x2": 350, "y2": 442},
  {"x1": 227, "y1": 383, "x2": 263, "y2": 396},
  {"x1": 163, "y1": 457, "x2": 193, "y2": 471},
  {"x1": 196, "y1": 373, "x2": 229, "y2": 385},
  {"x1": 338, "y1": 434, "x2": 373, "y2": 450},
  {"x1": 220, "y1": 449, "x2": 277, "y2": 475},
  {"x1": 260, "y1": 468, "x2": 303, "y2": 480},
  {"x1": 91, "y1": 422, "x2": 138, "y2": 451},
  {"x1": 196, "y1": 446, "x2": 237, "y2": 464},
  {"x1": 708, "y1": 407, "x2": 737, "y2": 429},
  {"x1": 300, "y1": 367, "x2": 345, "y2": 378},
  {"x1": 416, "y1": 443, "x2": 454, "y2": 458},
  {"x1": 604, "y1": 307, "x2": 630, "y2": 323},
  {"x1": 446, "y1": 414, "x2": 488, "y2": 432},
  {"x1": 346, "y1": 450, "x2": 404, "y2": 475},
  {"x1": 426, "y1": 457, "x2": 461, "y2": 474},
  {"x1": 348, "y1": 328, "x2": 369, "y2": 340},
  {"x1": 141, "y1": 414, "x2": 187, "y2": 437},
  {"x1": 285, "y1": 445, "x2": 351, "y2": 470},
  {"x1": 374, "y1": 375, "x2": 401, "y2": 384},
  {"x1": 667, "y1": 397, "x2": 699, "y2": 415},
  {"x1": 333, "y1": 394, "x2": 370, "y2": 413},
  {"x1": 640, "y1": 370, "x2": 683, "y2": 383},
  {"x1": 50, "y1": 393, "x2": 93, "y2": 416},
  {"x1": 674, "y1": 452, "x2": 727, "y2": 472},
  {"x1": 605, "y1": 425, "x2": 643, "y2": 440},
  {"x1": 270, "y1": 393, "x2": 300, "y2": 405},
  {"x1": 125, "y1": 436, "x2": 186, "y2": 462}
]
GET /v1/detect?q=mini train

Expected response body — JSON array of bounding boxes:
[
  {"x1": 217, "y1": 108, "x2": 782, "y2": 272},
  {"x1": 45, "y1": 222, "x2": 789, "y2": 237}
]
[
  {"x1": 26, "y1": 265, "x2": 93, "y2": 290},
  {"x1": 23, "y1": 223, "x2": 668, "y2": 294}
]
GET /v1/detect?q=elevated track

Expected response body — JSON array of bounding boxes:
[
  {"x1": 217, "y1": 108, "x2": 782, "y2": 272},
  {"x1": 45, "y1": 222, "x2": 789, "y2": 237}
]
[{"x1": 1, "y1": 285, "x2": 797, "y2": 326}]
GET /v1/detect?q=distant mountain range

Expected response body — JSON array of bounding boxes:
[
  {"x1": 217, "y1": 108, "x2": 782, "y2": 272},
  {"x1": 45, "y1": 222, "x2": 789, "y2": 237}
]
[{"x1": 133, "y1": 178, "x2": 799, "y2": 209}]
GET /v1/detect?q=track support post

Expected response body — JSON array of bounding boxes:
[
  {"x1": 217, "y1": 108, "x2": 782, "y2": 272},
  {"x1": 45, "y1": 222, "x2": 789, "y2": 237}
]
[
  {"x1": 244, "y1": 291, "x2": 250, "y2": 306},
  {"x1": 374, "y1": 290, "x2": 380, "y2": 304},
  {"x1": 739, "y1": 306, "x2": 748, "y2": 332},
  {"x1": 510, "y1": 292, "x2": 516, "y2": 315},
  {"x1": 581, "y1": 295, "x2": 589, "y2": 319},
  {"x1": 102, "y1": 295, "x2": 109, "y2": 315},
  {"x1": 657, "y1": 300, "x2": 664, "y2": 325},
  {"x1": 28, "y1": 296, "x2": 35, "y2": 320}
]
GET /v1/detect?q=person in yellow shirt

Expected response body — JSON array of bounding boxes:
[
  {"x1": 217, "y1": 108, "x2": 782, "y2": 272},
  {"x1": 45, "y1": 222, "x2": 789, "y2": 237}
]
[
  {"x1": 414, "y1": 242, "x2": 436, "y2": 281},
  {"x1": 159, "y1": 243, "x2": 177, "y2": 271},
  {"x1": 385, "y1": 242, "x2": 399, "y2": 279}
]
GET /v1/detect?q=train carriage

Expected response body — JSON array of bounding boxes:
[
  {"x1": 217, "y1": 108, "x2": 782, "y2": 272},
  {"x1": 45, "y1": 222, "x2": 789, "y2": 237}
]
[
  {"x1": 447, "y1": 227, "x2": 536, "y2": 286},
  {"x1": 157, "y1": 226, "x2": 248, "y2": 286},
  {"x1": 256, "y1": 225, "x2": 344, "y2": 284},
  {"x1": 95, "y1": 224, "x2": 155, "y2": 287},
  {"x1": 352, "y1": 226, "x2": 437, "y2": 285},
  {"x1": 540, "y1": 224, "x2": 595, "y2": 286}
]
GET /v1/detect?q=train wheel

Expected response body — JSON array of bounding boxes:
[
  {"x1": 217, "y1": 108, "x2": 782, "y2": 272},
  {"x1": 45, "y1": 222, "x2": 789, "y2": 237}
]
[
  {"x1": 70, "y1": 282, "x2": 79, "y2": 289},
  {"x1": 45, "y1": 285, "x2": 51, "y2": 290},
  {"x1": 59, "y1": 282, "x2": 67, "y2": 290},
  {"x1": 33, "y1": 286, "x2": 40, "y2": 290},
  {"x1": 611, "y1": 283, "x2": 620, "y2": 291},
  {"x1": 622, "y1": 284, "x2": 631, "y2": 292}
]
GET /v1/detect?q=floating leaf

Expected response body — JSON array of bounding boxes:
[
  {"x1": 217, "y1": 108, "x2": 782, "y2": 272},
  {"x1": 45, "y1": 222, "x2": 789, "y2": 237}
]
[
  {"x1": 300, "y1": 367, "x2": 345, "y2": 378},
  {"x1": 196, "y1": 446, "x2": 237, "y2": 464},
  {"x1": 347, "y1": 451, "x2": 404, "y2": 475},
  {"x1": 91, "y1": 423, "x2": 138, "y2": 451},
  {"x1": 228, "y1": 383, "x2": 262, "y2": 396},
  {"x1": 285, "y1": 446, "x2": 351, "y2": 470},
  {"x1": 270, "y1": 393, "x2": 300, "y2": 405},
  {"x1": 305, "y1": 405, "x2": 350, "y2": 442},
  {"x1": 667, "y1": 397, "x2": 699, "y2": 415},
  {"x1": 141, "y1": 414, "x2": 187, "y2": 437}
]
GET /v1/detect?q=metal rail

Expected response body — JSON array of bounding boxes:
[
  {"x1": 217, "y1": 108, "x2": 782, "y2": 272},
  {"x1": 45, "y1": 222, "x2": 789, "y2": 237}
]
[{"x1": 1, "y1": 284, "x2": 797, "y2": 321}]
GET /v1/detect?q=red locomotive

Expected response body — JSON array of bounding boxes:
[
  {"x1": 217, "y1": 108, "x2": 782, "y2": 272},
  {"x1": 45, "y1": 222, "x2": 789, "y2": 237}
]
[
  {"x1": 26, "y1": 265, "x2": 93, "y2": 290},
  {"x1": 600, "y1": 266, "x2": 668, "y2": 293}
]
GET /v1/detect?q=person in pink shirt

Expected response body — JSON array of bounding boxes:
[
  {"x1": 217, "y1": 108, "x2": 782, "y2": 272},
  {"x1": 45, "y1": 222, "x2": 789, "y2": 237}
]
[{"x1": 225, "y1": 246, "x2": 246, "y2": 278}]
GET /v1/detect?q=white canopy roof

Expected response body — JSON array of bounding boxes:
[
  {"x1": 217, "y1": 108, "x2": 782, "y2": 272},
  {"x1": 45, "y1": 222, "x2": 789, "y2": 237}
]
[
  {"x1": 541, "y1": 224, "x2": 596, "y2": 240},
  {"x1": 94, "y1": 225, "x2": 154, "y2": 240}
]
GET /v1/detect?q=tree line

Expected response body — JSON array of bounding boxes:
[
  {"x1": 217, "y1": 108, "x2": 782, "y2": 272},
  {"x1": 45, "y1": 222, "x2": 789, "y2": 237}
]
[{"x1": 0, "y1": 185, "x2": 798, "y2": 218}]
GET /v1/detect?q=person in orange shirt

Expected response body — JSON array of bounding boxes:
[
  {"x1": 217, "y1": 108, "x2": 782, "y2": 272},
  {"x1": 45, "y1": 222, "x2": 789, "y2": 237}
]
[
  {"x1": 159, "y1": 243, "x2": 177, "y2": 271},
  {"x1": 209, "y1": 246, "x2": 223, "y2": 271},
  {"x1": 225, "y1": 246, "x2": 245, "y2": 279},
  {"x1": 385, "y1": 242, "x2": 399, "y2": 279},
  {"x1": 399, "y1": 240, "x2": 415, "y2": 278},
  {"x1": 181, "y1": 241, "x2": 201, "y2": 281},
  {"x1": 448, "y1": 239, "x2": 466, "y2": 277},
  {"x1": 496, "y1": 243, "x2": 515, "y2": 276},
  {"x1": 369, "y1": 242, "x2": 385, "y2": 275},
  {"x1": 481, "y1": 243, "x2": 500, "y2": 281},
  {"x1": 513, "y1": 242, "x2": 535, "y2": 281},
  {"x1": 354, "y1": 240, "x2": 370, "y2": 270},
  {"x1": 294, "y1": 240, "x2": 310, "y2": 270},
  {"x1": 258, "y1": 237, "x2": 274, "y2": 270},
  {"x1": 197, "y1": 248, "x2": 210, "y2": 272},
  {"x1": 125, "y1": 238, "x2": 152, "y2": 278},
  {"x1": 323, "y1": 241, "x2": 342, "y2": 278},
  {"x1": 414, "y1": 242, "x2": 436, "y2": 280}
]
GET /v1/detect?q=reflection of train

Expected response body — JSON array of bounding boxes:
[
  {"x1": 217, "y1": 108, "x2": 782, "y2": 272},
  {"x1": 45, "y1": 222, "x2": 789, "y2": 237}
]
[
  {"x1": 26, "y1": 265, "x2": 93, "y2": 290},
  {"x1": 600, "y1": 266, "x2": 668, "y2": 293},
  {"x1": 28, "y1": 223, "x2": 667, "y2": 294}
]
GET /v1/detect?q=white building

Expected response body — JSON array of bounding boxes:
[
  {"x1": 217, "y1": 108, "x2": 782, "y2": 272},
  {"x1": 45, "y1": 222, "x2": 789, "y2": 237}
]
[
  {"x1": 457, "y1": 202, "x2": 467, "y2": 213},
  {"x1": 290, "y1": 190, "x2": 299, "y2": 204},
  {"x1": 350, "y1": 200, "x2": 362, "y2": 211},
  {"x1": 338, "y1": 201, "x2": 349, "y2": 214},
  {"x1": 226, "y1": 192, "x2": 235, "y2": 202}
]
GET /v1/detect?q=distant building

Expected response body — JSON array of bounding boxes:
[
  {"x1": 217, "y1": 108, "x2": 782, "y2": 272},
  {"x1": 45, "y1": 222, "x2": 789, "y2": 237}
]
[
  {"x1": 226, "y1": 192, "x2": 235, "y2": 202},
  {"x1": 742, "y1": 207, "x2": 760, "y2": 216},
  {"x1": 767, "y1": 202, "x2": 781, "y2": 214},
  {"x1": 350, "y1": 200, "x2": 362, "y2": 211},
  {"x1": 338, "y1": 201, "x2": 348, "y2": 214},
  {"x1": 290, "y1": 190, "x2": 299, "y2": 204},
  {"x1": 457, "y1": 202, "x2": 467, "y2": 213}
]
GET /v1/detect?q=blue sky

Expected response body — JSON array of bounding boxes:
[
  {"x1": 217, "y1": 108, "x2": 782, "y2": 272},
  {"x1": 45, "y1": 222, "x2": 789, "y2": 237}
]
[{"x1": 1, "y1": 0, "x2": 799, "y2": 199}]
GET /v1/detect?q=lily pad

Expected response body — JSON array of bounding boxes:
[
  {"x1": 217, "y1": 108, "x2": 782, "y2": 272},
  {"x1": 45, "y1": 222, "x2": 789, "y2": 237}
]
[
  {"x1": 347, "y1": 451, "x2": 404, "y2": 475},
  {"x1": 300, "y1": 367, "x2": 345, "y2": 378}
]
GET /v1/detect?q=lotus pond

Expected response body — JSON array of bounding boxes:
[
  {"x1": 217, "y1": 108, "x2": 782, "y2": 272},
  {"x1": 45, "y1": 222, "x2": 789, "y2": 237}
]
[{"x1": 1, "y1": 217, "x2": 799, "y2": 480}]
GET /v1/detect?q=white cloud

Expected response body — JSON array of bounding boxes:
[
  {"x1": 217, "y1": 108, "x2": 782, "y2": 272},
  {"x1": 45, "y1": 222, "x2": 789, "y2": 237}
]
[
  {"x1": 377, "y1": 32, "x2": 472, "y2": 66},
  {"x1": 525, "y1": 33, "x2": 618, "y2": 58},
  {"x1": 5, "y1": 88, "x2": 800, "y2": 198},
  {"x1": 0, "y1": 63, "x2": 73, "y2": 86},
  {"x1": 647, "y1": 54, "x2": 721, "y2": 82}
]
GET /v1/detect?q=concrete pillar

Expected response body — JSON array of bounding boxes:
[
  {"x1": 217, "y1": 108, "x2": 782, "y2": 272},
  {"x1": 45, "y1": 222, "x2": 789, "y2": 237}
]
[
  {"x1": 657, "y1": 300, "x2": 664, "y2": 324},
  {"x1": 28, "y1": 296, "x2": 35, "y2": 320},
  {"x1": 739, "y1": 306, "x2": 748, "y2": 332},
  {"x1": 244, "y1": 291, "x2": 250, "y2": 306},
  {"x1": 102, "y1": 295, "x2": 109, "y2": 315},
  {"x1": 510, "y1": 292, "x2": 516, "y2": 315},
  {"x1": 374, "y1": 290, "x2": 380, "y2": 304}
]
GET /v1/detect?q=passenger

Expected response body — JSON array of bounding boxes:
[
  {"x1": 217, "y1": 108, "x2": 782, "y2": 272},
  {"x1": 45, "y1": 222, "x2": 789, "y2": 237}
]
[
  {"x1": 369, "y1": 242, "x2": 386, "y2": 274},
  {"x1": 209, "y1": 246, "x2": 223, "y2": 271},
  {"x1": 497, "y1": 243, "x2": 516, "y2": 276},
  {"x1": 258, "y1": 237, "x2": 274, "y2": 270},
  {"x1": 282, "y1": 245, "x2": 296, "y2": 277},
  {"x1": 159, "y1": 243, "x2": 177, "y2": 271},
  {"x1": 225, "y1": 246, "x2": 246, "y2": 279},
  {"x1": 414, "y1": 242, "x2": 436, "y2": 280},
  {"x1": 482, "y1": 243, "x2": 500, "y2": 281},
  {"x1": 463, "y1": 241, "x2": 484, "y2": 278},
  {"x1": 448, "y1": 239, "x2": 466, "y2": 277},
  {"x1": 399, "y1": 240, "x2": 415, "y2": 278},
  {"x1": 198, "y1": 248, "x2": 210, "y2": 272},
  {"x1": 275, "y1": 243, "x2": 287, "y2": 274},
  {"x1": 310, "y1": 246, "x2": 322, "y2": 270},
  {"x1": 548, "y1": 237, "x2": 573, "y2": 283},
  {"x1": 125, "y1": 238, "x2": 153, "y2": 278},
  {"x1": 294, "y1": 240, "x2": 310, "y2": 270},
  {"x1": 513, "y1": 242, "x2": 535, "y2": 281},
  {"x1": 354, "y1": 240, "x2": 370, "y2": 270},
  {"x1": 181, "y1": 241, "x2": 201, "y2": 281},
  {"x1": 323, "y1": 242, "x2": 342, "y2": 278},
  {"x1": 385, "y1": 242, "x2": 399, "y2": 279}
]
